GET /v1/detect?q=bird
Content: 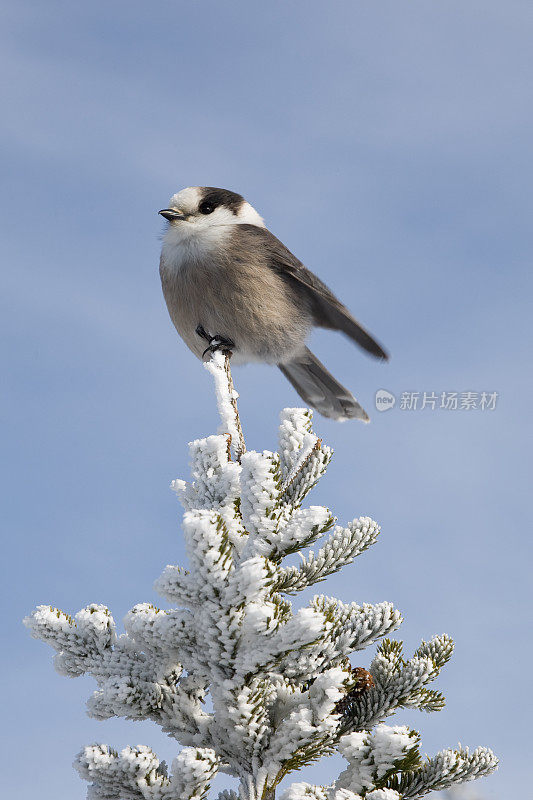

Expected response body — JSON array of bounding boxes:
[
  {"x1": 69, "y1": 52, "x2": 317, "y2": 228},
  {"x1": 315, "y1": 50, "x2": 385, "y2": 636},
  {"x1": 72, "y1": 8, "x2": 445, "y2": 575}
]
[{"x1": 158, "y1": 186, "x2": 388, "y2": 421}]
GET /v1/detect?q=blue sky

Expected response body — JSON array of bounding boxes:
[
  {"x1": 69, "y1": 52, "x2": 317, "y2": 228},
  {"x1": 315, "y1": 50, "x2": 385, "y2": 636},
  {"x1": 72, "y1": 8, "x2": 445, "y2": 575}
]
[{"x1": 2, "y1": 2, "x2": 532, "y2": 798}]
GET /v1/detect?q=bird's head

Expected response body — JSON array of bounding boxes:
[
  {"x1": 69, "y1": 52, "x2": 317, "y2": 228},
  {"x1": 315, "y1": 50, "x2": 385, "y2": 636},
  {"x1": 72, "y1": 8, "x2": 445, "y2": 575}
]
[{"x1": 159, "y1": 187, "x2": 264, "y2": 237}]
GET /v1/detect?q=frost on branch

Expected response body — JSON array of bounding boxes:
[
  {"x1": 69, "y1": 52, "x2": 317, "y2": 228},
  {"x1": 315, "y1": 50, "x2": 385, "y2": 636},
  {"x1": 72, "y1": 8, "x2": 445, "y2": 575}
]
[
  {"x1": 24, "y1": 352, "x2": 497, "y2": 799},
  {"x1": 75, "y1": 744, "x2": 218, "y2": 800}
]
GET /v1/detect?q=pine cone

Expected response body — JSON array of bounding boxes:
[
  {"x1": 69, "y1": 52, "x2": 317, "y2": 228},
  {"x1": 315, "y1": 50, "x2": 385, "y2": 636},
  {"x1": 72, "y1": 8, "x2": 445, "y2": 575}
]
[{"x1": 335, "y1": 667, "x2": 375, "y2": 714}]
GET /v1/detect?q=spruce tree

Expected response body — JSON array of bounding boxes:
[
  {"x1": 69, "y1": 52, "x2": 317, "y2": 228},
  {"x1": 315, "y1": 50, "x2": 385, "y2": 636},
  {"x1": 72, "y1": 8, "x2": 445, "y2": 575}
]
[{"x1": 25, "y1": 352, "x2": 497, "y2": 800}]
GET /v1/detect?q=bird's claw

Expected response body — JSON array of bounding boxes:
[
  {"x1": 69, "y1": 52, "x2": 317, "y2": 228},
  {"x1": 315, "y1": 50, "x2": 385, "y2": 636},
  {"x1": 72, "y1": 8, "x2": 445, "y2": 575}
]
[
  {"x1": 196, "y1": 325, "x2": 234, "y2": 358},
  {"x1": 202, "y1": 337, "x2": 235, "y2": 358}
]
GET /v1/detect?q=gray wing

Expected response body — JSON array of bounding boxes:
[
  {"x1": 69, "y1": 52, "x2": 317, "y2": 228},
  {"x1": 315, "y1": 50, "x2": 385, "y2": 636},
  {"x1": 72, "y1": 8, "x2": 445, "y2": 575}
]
[{"x1": 236, "y1": 224, "x2": 389, "y2": 360}]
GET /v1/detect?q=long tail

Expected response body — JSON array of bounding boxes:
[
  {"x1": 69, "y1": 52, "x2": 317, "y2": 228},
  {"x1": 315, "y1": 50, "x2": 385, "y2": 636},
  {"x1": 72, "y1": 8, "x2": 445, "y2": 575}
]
[{"x1": 279, "y1": 347, "x2": 369, "y2": 422}]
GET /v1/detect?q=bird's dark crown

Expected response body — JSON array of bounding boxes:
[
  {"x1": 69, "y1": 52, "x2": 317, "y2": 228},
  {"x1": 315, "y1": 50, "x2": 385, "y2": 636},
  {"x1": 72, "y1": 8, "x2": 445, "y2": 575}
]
[{"x1": 200, "y1": 187, "x2": 245, "y2": 215}]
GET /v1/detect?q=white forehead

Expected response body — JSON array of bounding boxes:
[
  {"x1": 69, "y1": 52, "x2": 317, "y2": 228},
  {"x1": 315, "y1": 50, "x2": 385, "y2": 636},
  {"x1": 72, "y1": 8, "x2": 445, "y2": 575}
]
[{"x1": 169, "y1": 186, "x2": 202, "y2": 213}]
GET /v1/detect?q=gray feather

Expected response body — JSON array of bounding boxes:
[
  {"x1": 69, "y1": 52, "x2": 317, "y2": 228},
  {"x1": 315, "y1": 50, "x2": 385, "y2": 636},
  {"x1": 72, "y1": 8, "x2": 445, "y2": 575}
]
[
  {"x1": 279, "y1": 347, "x2": 369, "y2": 422},
  {"x1": 234, "y1": 225, "x2": 389, "y2": 361}
]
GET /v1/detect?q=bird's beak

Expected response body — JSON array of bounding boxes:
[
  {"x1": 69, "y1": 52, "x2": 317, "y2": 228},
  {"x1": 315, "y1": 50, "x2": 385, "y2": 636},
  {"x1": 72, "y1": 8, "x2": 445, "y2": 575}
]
[{"x1": 159, "y1": 208, "x2": 187, "y2": 221}]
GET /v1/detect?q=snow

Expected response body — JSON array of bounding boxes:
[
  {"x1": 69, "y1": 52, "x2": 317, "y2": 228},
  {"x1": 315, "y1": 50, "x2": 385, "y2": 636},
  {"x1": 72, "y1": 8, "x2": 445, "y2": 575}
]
[{"x1": 24, "y1": 358, "x2": 498, "y2": 800}]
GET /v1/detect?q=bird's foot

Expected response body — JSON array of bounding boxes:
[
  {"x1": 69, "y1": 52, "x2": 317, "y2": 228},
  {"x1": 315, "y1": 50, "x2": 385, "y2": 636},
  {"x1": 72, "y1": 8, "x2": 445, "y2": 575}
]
[
  {"x1": 196, "y1": 325, "x2": 235, "y2": 359},
  {"x1": 202, "y1": 335, "x2": 235, "y2": 358}
]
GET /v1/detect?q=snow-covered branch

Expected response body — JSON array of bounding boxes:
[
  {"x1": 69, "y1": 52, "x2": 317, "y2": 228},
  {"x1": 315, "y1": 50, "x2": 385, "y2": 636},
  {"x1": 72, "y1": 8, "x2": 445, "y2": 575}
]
[{"x1": 24, "y1": 355, "x2": 497, "y2": 800}]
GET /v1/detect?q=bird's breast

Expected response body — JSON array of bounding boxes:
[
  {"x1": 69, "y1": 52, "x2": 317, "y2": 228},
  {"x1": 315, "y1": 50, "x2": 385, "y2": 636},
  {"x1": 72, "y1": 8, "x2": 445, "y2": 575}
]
[{"x1": 160, "y1": 232, "x2": 312, "y2": 364}]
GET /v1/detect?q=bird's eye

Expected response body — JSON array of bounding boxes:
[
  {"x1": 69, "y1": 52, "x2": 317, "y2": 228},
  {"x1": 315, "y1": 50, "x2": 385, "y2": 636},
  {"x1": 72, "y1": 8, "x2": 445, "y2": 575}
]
[{"x1": 199, "y1": 201, "x2": 215, "y2": 215}]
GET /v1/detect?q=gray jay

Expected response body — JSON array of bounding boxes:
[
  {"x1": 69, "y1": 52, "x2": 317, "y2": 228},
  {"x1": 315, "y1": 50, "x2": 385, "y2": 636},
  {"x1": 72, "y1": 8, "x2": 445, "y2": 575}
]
[{"x1": 159, "y1": 186, "x2": 388, "y2": 421}]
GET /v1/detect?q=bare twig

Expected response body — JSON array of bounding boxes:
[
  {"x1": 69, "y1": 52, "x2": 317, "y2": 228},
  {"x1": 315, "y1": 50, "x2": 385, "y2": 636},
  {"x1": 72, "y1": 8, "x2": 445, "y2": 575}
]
[
  {"x1": 204, "y1": 350, "x2": 246, "y2": 462},
  {"x1": 223, "y1": 353, "x2": 246, "y2": 462}
]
